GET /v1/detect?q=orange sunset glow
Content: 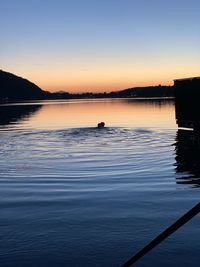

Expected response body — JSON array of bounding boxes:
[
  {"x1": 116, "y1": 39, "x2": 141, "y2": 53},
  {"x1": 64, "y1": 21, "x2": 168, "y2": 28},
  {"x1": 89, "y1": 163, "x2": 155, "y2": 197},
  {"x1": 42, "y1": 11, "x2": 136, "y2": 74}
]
[
  {"x1": 6, "y1": 61, "x2": 198, "y2": 93},
  {"x1": 1, "y1": 0, "x2": 199, "y2": 93}
]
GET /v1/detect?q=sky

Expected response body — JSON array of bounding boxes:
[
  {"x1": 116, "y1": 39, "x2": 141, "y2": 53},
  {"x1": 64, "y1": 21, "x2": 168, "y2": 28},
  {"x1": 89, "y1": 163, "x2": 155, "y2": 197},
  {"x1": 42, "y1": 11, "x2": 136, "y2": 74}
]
[{"x1": 1, "y1": 0, "x2": 200, "y2": 93}]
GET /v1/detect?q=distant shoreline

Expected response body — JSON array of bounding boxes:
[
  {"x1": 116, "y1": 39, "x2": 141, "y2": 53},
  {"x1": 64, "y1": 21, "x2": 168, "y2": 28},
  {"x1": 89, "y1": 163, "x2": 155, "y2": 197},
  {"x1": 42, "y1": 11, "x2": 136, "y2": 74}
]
[
  {"x1": 0, "y1": 96, "x2": 175, "y2": 106},
  {"x1": 0, "y1": 70, "x2": 175, "y2": 102}
]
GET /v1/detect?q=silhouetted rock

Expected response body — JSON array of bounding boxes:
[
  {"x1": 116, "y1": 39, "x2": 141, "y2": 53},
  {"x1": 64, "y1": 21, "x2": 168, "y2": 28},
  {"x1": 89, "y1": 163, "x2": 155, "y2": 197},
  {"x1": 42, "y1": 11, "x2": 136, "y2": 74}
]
[{"x1": 0, "y1": 70, "x2": 49, "y2": 101}]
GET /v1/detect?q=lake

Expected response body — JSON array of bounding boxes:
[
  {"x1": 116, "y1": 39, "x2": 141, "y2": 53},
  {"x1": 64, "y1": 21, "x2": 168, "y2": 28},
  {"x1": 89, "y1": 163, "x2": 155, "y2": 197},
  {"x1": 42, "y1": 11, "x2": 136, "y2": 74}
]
[{"x1": 0, "y1": 98, "x2": 199, "y2": 267}]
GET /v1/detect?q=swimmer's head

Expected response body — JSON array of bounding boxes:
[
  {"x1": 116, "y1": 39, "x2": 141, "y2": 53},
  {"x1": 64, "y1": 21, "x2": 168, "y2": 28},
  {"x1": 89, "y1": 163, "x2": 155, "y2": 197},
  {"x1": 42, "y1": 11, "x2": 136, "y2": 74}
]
[{"x1": 97, "y1": 122, "x2": 105, "y2": 128}]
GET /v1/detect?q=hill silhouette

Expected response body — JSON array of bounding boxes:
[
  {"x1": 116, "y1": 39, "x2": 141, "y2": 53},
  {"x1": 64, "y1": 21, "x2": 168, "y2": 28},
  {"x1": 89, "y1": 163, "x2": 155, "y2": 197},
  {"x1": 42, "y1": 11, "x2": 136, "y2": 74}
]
[
  {"x1": 0, "y1": 70, "x2": 174, "y2": 101},
  {"x1": 109, "y1": 85, "x2": 174, "y2": 98},
  {"x1": 0, "y1": 70, "x2": 48, "y2": 101}
]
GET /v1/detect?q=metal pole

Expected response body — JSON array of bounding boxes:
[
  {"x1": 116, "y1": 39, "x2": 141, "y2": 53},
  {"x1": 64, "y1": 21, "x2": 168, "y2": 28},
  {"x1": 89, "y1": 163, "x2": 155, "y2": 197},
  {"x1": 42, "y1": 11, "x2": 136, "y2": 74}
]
[{"x1": 121, "y1": 202, "x2": 200, "y2": 267}]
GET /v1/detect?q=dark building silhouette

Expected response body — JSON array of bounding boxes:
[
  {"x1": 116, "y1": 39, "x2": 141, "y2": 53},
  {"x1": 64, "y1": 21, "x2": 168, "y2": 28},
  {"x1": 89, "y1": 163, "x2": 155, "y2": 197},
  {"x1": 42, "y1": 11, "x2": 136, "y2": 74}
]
[
  {"x1": 174, "y1": 77, "x2": 200, "y2": 129},
  {"x1": 174, "y1": 77, "x2": 200, "y2": 186}
]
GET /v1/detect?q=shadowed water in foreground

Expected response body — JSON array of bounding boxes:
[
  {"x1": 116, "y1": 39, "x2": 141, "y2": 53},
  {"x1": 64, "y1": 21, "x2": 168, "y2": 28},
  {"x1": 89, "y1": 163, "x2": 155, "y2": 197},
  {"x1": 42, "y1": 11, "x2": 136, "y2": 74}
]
[
  {"x1": 0, "y1": 99, "x2": 199, "y2": 267},
  {"x1": 175, "y1": 129, "x2": 200, "y2": 187}
]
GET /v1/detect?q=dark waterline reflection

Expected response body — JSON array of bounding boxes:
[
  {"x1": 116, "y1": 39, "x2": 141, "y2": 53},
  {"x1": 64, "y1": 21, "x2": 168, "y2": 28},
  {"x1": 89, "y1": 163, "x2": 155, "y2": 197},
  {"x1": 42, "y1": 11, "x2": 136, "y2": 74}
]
[
  {"x1": 124, "y1": 97, "x2": 174, "y2": 105},
  {"x1": 175, "y1": 129, "x2": 200, "y2": 187},
  {"x1": 0, "y1": 104, "x2": 41, "y2": 128}
]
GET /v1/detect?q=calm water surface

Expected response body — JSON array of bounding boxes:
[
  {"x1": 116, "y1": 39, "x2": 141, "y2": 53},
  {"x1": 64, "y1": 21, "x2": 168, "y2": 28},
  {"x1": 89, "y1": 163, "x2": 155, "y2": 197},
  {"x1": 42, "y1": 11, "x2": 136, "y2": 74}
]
[{"x1": 0, "y1": 99, "x2": 199, "y2": 267}]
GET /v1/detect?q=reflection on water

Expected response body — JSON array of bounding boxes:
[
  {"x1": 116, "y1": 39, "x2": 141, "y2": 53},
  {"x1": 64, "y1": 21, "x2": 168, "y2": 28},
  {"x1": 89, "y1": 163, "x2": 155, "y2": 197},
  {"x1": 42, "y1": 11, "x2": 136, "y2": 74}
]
[
  {"x1": 0, "y1": 104, "x2": 41, "y2": 129},
  {"x1": 175, "y1": 129, "x2": 200, "y2": 187},
  {"x1": 1, "y1": 99, "x2": 200, "y2": 267},
  {"x1": 0, "y1": 98, "x2": 175, "y2": 130},
  {"x1": 2, "y1": 99, "x2": 175, "y2": 129}
]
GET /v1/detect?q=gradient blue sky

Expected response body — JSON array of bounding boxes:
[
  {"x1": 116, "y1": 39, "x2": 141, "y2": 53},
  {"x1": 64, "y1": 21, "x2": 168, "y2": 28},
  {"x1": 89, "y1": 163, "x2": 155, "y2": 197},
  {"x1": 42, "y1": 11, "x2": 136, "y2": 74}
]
[{"x1": 1, "y1": 0, "x2": 200, "y2": 92}]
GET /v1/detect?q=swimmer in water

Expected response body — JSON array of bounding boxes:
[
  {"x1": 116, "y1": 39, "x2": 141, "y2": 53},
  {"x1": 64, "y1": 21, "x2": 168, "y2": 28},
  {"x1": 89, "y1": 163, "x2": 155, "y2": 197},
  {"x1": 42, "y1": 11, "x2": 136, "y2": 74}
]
[{"x1": 97, "y1": 122, "x2": 105, "y2": 128}]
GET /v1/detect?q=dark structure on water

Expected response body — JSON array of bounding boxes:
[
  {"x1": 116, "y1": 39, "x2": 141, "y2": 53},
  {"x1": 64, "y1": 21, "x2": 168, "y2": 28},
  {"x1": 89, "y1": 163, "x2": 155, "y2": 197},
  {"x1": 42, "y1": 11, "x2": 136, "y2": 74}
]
[
  {"x1": 174, "y1": 76, "x2": 200, "y2": 186},
  {"x1": 174, "y1": 76, "x2": 200, "y2": 130}
]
